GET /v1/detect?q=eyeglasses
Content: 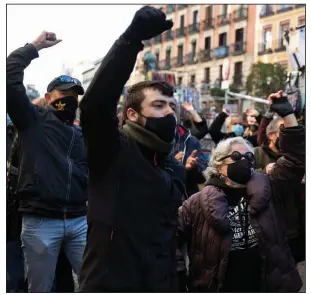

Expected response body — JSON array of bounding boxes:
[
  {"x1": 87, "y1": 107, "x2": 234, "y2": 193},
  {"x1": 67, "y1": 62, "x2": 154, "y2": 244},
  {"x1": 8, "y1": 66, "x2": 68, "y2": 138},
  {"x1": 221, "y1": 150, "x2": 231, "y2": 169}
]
[
  {"x1": 218, "y1": 151, "x2": 255, "y2": 162},
  {"x1": 56, "y1": 75, "x2": 81, "y2": 85}
]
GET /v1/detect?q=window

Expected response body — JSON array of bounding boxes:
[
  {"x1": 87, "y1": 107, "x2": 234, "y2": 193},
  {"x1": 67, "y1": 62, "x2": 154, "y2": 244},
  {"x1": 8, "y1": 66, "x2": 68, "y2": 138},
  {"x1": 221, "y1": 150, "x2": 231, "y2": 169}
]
[
  {"x1": 263, "y1": 25, "x2": 272, "y2": 50},
  {"x1": 180, "y1": 15, "x2": 185, "y2": 27},
  {"x1": 260, "y1": 4, "x2": 273, "y2": 16},
  {"x1": 204, "y1": 67, "x2": 210, "y2": 82},
  {"x1": 235, "y1": 28, "x2": 244, "y2": 42},
  {"x1": 279, "y1": 21, "x2": 290, "y2": 48},
  {"x1": 234, "y1": 62, "x2": 243, "y2": 85},
  {"x1": 165, "y1": 50, "x2": 171, "y2": 63},
  {"x1": 190, "y1": 75, "x2": 196, "y2": 86},
  {"x1": 298, "y1": 16, "x2": 305, "y2": 26},
  {"x1": 178, "y1": 45, "x2": 183, "y2": 58},
  {"x1": 278, "y1": 4, "x2": 292, "y2": 11},
  {"x1": 191, "y1": 42, "x2": 197, "y2": 55},
  {"x1": 219, "y1": 33, "x2": 227, "y2": 46},
  {"x1": 206, "y1": 6, "x2": 212, "y2": 18},
  {"x1": 221, "y1": 4, "x2": 228, "y2": 15},
  {"x1": 193, "y1": 10, "x2": 198, "y2": 23},
  {"x1": 204, "y1": 37, "x2": 211, "y2": 50},
  {"x1": 178, "y1": 77, "x2": 183, "y2": 85}
]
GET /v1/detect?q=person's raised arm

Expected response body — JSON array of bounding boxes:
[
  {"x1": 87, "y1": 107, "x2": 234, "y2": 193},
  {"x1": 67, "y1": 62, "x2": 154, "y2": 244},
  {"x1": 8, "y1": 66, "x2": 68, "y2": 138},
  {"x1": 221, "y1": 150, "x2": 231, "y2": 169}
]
[
  {"x1": 209, "y1": 109, "x2": 231, "y2": 144},
  {"x1": 7, "y1": 31, "x2": 61, "y2": 131},
  {"x1": 268, "y1": 91, "x2": 305, "y2": 198},
  {"x1": 79, "y1": 6, "x2": 173, "y2": 177},
  {"x1": 181, "y1": 102, "x2": 209, "y2": 140},
  {"x1": 257, "y1": 110, "x2": 274, "y2": 146}
]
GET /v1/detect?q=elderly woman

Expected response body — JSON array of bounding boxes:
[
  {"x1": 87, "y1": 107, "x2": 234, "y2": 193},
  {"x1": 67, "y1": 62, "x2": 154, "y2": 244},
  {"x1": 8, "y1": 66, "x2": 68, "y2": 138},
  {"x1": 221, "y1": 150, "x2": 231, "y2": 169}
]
[{"x1": 177, "y1": 92, "x2": 304, "y2": 292}]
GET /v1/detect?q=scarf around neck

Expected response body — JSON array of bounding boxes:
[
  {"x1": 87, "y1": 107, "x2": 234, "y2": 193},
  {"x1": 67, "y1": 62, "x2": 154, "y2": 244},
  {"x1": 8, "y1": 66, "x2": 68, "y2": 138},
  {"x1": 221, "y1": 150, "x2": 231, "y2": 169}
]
[{"x1": 123, "y1": 120, "x2": 173, "y2": 154}]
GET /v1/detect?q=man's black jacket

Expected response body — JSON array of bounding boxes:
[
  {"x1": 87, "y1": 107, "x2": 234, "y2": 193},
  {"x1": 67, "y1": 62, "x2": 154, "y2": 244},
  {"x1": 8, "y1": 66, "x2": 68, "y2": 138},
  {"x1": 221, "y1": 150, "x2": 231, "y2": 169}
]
[
  {"x1": 6, "y1": 44, "x2": 88, "y2": 217},
  {"x1": 79, "y1": 37, "x2": 186, "y2": 292}
]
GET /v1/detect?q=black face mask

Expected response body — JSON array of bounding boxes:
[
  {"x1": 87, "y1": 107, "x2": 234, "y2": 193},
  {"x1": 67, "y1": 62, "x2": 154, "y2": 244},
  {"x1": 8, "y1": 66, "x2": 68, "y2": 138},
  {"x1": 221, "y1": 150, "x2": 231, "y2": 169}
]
[
  {"x1": 141, "y1": 113, "x2": 177, "y2": 143},
  {"x1": 51, "y1": 96, "x2": 78, "y2": 125},
  {"x1": 227, "y1": 159, "x2": 254, "y2": 185}
]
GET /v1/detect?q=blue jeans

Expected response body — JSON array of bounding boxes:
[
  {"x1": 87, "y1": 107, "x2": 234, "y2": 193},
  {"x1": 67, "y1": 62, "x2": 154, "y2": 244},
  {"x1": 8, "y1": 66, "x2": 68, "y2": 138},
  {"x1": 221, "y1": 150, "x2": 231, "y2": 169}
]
[{"x1": 21, "y1": 215, "x2": 87, "y2": 292}]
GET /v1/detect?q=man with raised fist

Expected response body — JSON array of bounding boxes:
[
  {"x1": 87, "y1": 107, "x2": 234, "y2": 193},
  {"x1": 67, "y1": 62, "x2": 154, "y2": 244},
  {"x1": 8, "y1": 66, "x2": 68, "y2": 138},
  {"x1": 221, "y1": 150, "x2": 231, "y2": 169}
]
[
  {"x1": 79, "y1": 6, "x2": 186, "y2": 292},
  {"x1": 7, "y1": 31, "x2": 88, "y2": 292}
]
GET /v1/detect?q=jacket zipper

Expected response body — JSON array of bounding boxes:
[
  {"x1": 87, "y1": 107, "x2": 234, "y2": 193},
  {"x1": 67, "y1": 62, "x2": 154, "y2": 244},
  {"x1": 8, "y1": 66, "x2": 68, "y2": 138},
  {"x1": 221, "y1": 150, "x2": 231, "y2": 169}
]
[{"x1": 65, "y1": 127, "x2": 75, "y2": 204}]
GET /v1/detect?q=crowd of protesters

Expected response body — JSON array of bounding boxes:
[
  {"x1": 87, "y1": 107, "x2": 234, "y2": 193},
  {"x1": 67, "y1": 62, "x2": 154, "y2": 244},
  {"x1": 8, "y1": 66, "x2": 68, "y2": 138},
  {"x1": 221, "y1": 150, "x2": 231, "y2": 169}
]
[{"x1": 6, "y1": 6, "x2": 305, "y2": 293}]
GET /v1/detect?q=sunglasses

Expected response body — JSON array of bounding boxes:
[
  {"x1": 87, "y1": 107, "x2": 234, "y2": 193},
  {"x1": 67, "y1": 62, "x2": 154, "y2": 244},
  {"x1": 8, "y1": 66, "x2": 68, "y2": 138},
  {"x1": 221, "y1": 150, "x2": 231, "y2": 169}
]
[{"x1": 219, "y1": 151, "x2": 255, "y2": 162}]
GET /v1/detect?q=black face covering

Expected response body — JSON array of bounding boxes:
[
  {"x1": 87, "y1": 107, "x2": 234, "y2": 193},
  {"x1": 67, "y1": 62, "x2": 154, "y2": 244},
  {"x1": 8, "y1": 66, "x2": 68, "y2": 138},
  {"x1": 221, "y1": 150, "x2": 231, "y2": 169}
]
[
  {"x1": 51, "y1": 96, "x2": 78, "y2": 125},
  {"x1": 141, "y1": 113, "x2": 177, "y2": 143},
  {"x1": 227, "y1": 159, "x2": 254, "y2": 185}
]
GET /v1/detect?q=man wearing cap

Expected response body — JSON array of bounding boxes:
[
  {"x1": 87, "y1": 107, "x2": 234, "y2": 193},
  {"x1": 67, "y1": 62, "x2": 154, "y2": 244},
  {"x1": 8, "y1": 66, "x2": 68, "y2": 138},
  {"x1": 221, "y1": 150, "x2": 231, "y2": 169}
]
[{"x1": 7, "y1": 31, "x2": 88, "y2": 292}]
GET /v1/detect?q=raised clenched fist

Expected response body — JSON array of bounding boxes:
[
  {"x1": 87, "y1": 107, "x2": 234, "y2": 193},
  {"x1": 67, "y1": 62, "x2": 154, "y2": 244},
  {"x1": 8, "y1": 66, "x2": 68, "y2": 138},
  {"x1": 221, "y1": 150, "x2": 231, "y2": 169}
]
[
  {"x1": 32, "y1": 31, "x2": 62, "y2": 51},
  {"x1": 123, "y1": 6, "x2": 173, "y2": 42}
]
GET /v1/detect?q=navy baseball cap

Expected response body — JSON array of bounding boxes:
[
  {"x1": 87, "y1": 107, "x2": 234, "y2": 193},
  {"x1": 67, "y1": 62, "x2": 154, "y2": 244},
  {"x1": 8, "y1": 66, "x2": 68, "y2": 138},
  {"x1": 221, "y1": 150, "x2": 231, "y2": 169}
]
[{"x1": 47, "y1": 75, "x2": 84, "y2": 95}]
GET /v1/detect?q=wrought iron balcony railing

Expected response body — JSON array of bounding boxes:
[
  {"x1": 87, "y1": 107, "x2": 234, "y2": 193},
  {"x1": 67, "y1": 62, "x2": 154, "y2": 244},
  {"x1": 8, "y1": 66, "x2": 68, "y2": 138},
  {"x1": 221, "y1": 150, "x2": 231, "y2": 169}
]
[{"x1": 215, "y1": 45, "x2": 229, "y2": 58}]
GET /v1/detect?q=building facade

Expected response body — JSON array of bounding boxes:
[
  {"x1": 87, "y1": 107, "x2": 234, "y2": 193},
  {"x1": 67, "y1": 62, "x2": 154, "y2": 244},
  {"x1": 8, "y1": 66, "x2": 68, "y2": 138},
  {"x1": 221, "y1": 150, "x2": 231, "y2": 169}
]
[
  {"x1": 255, "y1": 4, "x2": 305, "y2": 69},
  {"x1": 134, "y1": 4, "x2": 257, "y2": 95}
]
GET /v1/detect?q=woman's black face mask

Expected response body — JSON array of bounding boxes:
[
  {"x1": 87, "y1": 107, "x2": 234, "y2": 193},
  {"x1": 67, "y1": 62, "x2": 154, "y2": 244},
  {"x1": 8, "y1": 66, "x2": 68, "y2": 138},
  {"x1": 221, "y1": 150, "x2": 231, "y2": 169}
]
[{"x1": 219, "y1": 151, "x2": 255, "y2": 185}]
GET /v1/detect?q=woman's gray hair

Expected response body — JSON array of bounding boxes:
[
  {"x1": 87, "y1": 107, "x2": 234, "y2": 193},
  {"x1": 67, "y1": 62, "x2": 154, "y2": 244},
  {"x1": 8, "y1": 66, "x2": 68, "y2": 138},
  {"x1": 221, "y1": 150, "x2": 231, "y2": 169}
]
[
  {"x1": 266, "y1": 117, "x2": 283, "y2": 136},
  {"x1": 204, "y1": 136, "x2": 254, "y2": 179}
]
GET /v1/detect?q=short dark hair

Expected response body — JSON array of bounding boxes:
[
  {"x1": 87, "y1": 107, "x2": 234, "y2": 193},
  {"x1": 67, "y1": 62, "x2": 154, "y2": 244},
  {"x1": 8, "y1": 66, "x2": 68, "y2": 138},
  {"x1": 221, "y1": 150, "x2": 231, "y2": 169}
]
[{"x1": 123, "y1": 81, "x2": 174, "y2": 122}]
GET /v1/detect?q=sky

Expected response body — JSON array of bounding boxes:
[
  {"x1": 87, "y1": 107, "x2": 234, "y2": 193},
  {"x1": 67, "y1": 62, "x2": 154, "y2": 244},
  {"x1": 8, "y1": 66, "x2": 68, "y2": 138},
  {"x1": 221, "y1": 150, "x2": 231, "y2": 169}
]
[{"x1": 7, "y1": 4, "x2": 142, "y2": 95}]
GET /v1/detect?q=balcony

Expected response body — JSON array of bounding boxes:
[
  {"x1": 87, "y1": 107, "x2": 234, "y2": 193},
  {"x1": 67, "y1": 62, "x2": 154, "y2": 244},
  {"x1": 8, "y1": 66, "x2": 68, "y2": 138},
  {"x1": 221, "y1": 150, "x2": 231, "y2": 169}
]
[
  {"x1": 186, "y1": 53, "x2": 197, "y2": 65},
  {"x1": 188, "y1": 23, "x2": 200, "y2": 35},
  {"x1": 172, "y1": 56, "x2": 185, "y2": 67},
  {"x1": 277, "y1": 5, "x2": 293, "y2": 13},
  {"x1": 217, "y1": 14, "x2": 230, "y2": 26},
  {"x1": 275, "y1": 40, "x2": 287, "y2": 52},
  {"x1": 215, "y1": 45, "x2": 229, "y2": 59},
  {"x1": 233, "y1": 7, "x2": 248, "y2": 22},
  {"x1": 260, "y1": 6, "x2": 274, "y2": 18},
  {"x1": 258, "y1": 43, "x2": 273, "y2": 55},
  {"x1": 166, "y1": 29, "x2": 174, "y2": 41},
  {"x1": 203, "y1": 18, "x2": 214, "y2": 30},
  {"x1": 177, "y1": 4, "x2": 188, "y2": 10},
  {"x1": 199, "y1": 49, "x2": 213, "y2": 62},
  {"x1": 176, "y1": 27, "x2": 186, "y2": 38},
  {"x1": 231, "y1": 41, "x2": 246, "y2": 55},
  {"x1": 154, "y1": 35, "x2": 162, "y2": 44},
  {"x1": 295, "y1": 4, "x2": 305, "y2": 9},
  {"x1": 159, "y1": 59, "x2": 171, "y2": 70},
  {"x1": 166, "y1": 4, "x2": 175, "y2": 14}
]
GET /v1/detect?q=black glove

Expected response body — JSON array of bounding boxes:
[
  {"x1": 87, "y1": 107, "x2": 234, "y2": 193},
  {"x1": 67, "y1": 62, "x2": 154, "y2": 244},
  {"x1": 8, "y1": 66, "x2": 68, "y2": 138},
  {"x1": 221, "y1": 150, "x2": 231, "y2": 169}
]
[
  {"x1": 269, "y1": 95, "x2": 294, "y2": 118},
  {"x1": 122, "y1": 6, "x2": 173, "y2": 43}
]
